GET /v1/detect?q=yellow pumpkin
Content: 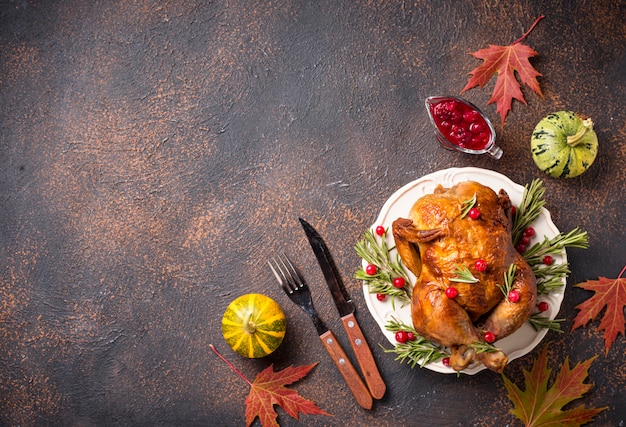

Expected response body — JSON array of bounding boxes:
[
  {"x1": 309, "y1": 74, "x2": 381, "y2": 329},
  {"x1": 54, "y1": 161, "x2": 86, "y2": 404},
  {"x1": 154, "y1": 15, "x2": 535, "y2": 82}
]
[{"x1": 221, "y1": 293, "x2": 286, "y2": 358}]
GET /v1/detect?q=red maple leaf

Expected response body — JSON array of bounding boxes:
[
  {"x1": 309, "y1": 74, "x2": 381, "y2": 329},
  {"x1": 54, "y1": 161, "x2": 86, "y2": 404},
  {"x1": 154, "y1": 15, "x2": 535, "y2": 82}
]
[
  {"x1": 210, "y1": 345, "x2": 331, "y2": 427},
  {"x1": 244, "y1": 363, "x2": 331, "y2": 427},
  {"x1": 502, "y1": 344, "x2": 607, "y2": 426},
  {"x1": 461, "y1": 16, "x2": 544, "y2": 126},
  {"x1": 571, "y1": 264, "x2": 626, "y2": 353}
]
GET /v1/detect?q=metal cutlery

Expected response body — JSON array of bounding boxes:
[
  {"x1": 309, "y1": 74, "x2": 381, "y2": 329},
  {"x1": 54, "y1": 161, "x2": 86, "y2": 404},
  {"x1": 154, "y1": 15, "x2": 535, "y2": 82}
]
[
  {"x1": 269, "y1": 254, "x2": 373, "y2": 410},
  {"x1": 299, "y1": 218, "x2": 386, "y2": 399}
]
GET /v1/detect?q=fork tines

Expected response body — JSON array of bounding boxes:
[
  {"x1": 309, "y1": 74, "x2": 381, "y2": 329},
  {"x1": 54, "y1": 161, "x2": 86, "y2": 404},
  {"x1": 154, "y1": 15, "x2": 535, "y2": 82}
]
[{"x1": 268, "y1": 253, "x2": 306, "y2": 294}]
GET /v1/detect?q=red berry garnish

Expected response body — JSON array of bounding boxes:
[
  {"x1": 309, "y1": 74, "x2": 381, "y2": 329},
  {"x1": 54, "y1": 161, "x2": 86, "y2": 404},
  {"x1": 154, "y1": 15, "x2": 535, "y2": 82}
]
[
  {"x1": 392, "y1": 277, "x2": 406, "y2": 288},
  {"x1": 365, "y1": 264, "x2": 377, "y2": 275},
  {"x1": 515, "y1": 243, "x2": 527, "y2": 254},
  {"x1": 483, "y1": 331, "x2": 495, "y2": 343},
  {"x1": 406, "y1": 332, "x2": 416, "y2": 341},
  {"x1": 537, "y1": 301, "x2": 549, "y2": 312},
  {"x1": 474, "y1": 259, "x2": 487, "y2": 272},
  {"x1": 442, "y1": 357, "x2": 451, "y2": 367},
  {"x1": 542, "y1": 255, "x2": 554, "y2": 266},
  {"x1": 520, "y1": 235, "x2": 531, "y2": 245},
  {"x1": 524, "y1": 227, "x2": 535, "y2": 237},
  {"x1": 375, "y1": 225, "x2": 385, "y2": 236},
  {"x1": 376, "y1": 293, "x2": 386, "y2": 302},
  {"x1": 445, "y1": 287, "x2": 458, "y2": 298},
  {"x1": 511, "y1": 206, "x2": 517, "y2": 217},
  {"x1": 468, "y1": 208, "x2": 481, "y2": 219},
  {"x1": 395, "y1": 330, "x2": 408, "y2": 343},
  {"x1": 508, "y1": 289, "x2": 521, "y2": 303}
]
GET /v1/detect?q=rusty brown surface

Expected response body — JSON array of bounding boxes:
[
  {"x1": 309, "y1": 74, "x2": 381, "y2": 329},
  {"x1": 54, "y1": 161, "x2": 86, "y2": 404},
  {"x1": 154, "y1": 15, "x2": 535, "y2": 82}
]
[{"x1": 1, "y1": 1, "x2": 624, "y2": 426}]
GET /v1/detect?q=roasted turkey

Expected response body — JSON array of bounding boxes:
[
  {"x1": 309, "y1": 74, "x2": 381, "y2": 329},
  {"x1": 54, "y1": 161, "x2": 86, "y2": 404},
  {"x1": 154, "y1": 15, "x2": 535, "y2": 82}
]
[{"x1": 392, "y1": 181, "x2": 536, "y2": 373}]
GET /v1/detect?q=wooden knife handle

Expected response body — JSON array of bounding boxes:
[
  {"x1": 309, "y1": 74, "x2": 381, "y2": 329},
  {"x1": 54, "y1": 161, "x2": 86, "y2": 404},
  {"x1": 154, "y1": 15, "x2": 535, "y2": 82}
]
[
  {"x1": 319, "y1": 329, "x2": 373, "y2": 410},
  {"x1": 341, "y1": 313, "x2": 386, "y2": 399}
]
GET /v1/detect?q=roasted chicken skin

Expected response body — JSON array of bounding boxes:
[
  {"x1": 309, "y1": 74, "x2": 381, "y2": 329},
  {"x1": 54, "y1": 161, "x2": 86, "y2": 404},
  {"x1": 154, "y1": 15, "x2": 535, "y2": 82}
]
[{"x1": 392, "y1": 181, "x2": 536, "y2": 373}]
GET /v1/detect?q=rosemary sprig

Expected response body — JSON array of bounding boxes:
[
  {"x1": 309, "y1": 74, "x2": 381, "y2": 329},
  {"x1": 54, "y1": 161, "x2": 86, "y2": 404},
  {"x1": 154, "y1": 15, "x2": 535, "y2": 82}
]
[
  {"x1": 512, "y1": 179, "x2": 546, "y2": 244},
  {"x1": 524, "y1": 228, "x2": 589, "y2": 265},
  {"x1": 536, "y1": 275, "x2": 567, "y2": 295},
  {"x1": 524, "y1": 229, "x2": 588, "y2": 295},
  {"x1": 450, "y1": 264, "x2": 479, "y2": 283},
  {"x1": 532, "y1": 262, "x2": 571, "y2": 279},
  {"x1": 496, "y1": 264, "x2": 517, "y2": 297},
  {"x1": 528, "y1": 314, "x2": 564, "y2": 333},
  {"x1": 383, "y1": 317, "x2": 448, "y2": 368},
  {"x1": 354, "y1": 228, "x2": 412, "y2": 304},
  {"x1": 533, "y1": 263, "x2": 571, "y2": 294},
  {"x1": 469, "y1": 341, "x2": 501, "y2": 354},
  {"x1": 460, "y1": 193, "x2": 477, "y2": 218}
]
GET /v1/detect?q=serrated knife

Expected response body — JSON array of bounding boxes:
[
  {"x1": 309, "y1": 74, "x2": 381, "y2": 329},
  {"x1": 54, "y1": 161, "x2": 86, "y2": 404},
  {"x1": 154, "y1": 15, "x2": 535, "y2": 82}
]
[{"x1": 299, "y1": 217, "x2": 386, "y2": 400}]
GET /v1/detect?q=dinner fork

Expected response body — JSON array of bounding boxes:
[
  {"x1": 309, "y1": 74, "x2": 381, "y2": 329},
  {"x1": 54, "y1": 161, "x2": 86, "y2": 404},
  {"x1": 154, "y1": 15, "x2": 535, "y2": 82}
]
[{"x1": 269, "y1": 254, "x2": 373, "y2": 410}]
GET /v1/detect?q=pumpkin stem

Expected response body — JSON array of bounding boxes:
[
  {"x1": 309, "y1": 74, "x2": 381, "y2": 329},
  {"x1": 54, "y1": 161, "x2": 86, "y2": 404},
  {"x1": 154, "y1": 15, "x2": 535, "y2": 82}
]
[
  {"x1": 243, "y1": 311, "x2": 257, "y2": 334},
  {"x1": 566, "y1": 118, "x2": 594, "y2": 147}
]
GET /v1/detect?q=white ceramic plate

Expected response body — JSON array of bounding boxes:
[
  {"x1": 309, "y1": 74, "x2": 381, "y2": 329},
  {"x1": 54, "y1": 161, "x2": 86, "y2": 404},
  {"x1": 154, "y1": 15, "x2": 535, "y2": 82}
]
[{"x1": 362, "y1": 167, "x2": 565, "y2": 374}]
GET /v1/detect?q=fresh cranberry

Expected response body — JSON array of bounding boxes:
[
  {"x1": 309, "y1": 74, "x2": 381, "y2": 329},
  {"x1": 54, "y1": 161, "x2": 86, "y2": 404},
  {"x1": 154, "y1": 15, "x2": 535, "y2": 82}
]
[
  {"x1": 508, "y1": 289, "x2": 521, "y2": 303},
  {"x1": 442, "y1": 357, "x2": 451, "y2": 367},
  {"x1": 483, "y1": 331, "x2": 496, "y2": 343},
  {"x1": 376, "y1": 293, "x2": 386, "y2": 302},
  {"x1": 395, "y1": 330, "x2": 409, "y2": 343},
  {"x1": 543, "y1": 255, "x2": 554, "y2": 266},
  {"x1": 468, "y1": 208, "x2": 481, "y2": 220},
  {"x1": 392, "y1": 277, "x2": 406, "y2": 288},
  {"x1": 524, "y1": 227, "x2": 536, "y2": 237},
  {"x1": 520, "y1": 235, "x2": 531, "y2": 245},
  {"x1": 365, "y1": 264, "x2": 377, "y2": 275},
  {"x1": 445, "y1": 287, "x2": 458, "y2": 298},
  {"x1": 537, "y1": 301, "x2": 549, "y2": 312},
  {"x1": 406, "y1": 332, "x2": 416, "y2": 341},
  {"x1": 515, "y1": 243, "x2": 527, "y2": 254},
  {"x1": 375, "y1": 225, "x2": 385, "y2": 236},
  {"x1": 474, "y1": 259, "x2": 487, "y2": 272}
]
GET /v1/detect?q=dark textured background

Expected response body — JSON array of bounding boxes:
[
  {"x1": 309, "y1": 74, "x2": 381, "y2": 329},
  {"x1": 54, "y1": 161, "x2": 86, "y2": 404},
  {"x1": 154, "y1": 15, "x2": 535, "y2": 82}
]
[{"x1": 1, "y1": 1, "x2": 624, "y2": 426}]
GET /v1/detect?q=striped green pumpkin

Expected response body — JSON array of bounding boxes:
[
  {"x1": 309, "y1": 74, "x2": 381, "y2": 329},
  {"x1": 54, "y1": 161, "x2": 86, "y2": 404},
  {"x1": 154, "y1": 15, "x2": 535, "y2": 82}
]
[
  {"x1": 222, "y1": 293, "x2": 286, "y2": 358},
  {"x1": 531, "y1": 111, "x2": 598, "y2": 178}
]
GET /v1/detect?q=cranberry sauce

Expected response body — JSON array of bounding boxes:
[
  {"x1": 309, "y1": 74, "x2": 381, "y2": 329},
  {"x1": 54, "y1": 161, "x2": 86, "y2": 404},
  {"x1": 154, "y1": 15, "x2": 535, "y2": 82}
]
[{"x1": 428, "y1": 97, "x2": 493, "y2": 151}]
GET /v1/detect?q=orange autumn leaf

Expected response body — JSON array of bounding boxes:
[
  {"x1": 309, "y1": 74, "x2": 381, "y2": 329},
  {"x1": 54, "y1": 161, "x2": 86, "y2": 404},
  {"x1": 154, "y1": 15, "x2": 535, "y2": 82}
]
[
  {"x1": 502, "y1": 344, "x2": 607, "y2": 427},
  {"x1": 571, "y1": 265, "x2": 626, "y2": 354},
  {"x1": 245, "y1": 363, "x2": 331, "y2": 427},
  {"x1": 461, "y1": 16, "x2": 544, "y2": 126}
]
